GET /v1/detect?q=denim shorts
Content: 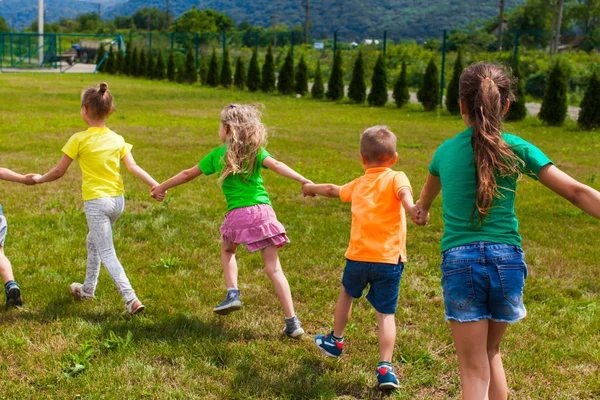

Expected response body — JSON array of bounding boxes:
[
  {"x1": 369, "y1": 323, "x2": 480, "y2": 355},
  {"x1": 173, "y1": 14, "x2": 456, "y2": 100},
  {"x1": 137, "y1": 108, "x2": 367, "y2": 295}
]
[
  {"x1": 342, "y1": 259, "x2": 404, "y2": 315},
  {"x1": 440, "y1": 242, "x2": 528, "y2": 323}
]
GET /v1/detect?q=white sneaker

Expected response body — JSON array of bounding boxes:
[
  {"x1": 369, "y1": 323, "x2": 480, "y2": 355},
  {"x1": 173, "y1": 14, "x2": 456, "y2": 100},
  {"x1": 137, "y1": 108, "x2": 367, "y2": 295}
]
[
  {"x1": 69, "y1": 283, "x2": 94, "y2": 300},
  {"x1": 125, "y1": 299, "x2": 145, "y2": 317}
]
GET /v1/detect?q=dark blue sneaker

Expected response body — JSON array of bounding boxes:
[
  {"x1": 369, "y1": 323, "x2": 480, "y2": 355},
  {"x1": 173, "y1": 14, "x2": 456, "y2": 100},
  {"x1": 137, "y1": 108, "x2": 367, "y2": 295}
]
[
  {"x1": 213, "y1": 289, "x2": 242, "y2": 315},
  {"x1": 376, "y1": 364, "x2": 400, "y2": 389},
  {"x1": 5, "y1": 284, "x2": 23, "y2": 307},
  {"x1": 314, "y1": 331, "x2": 344, "y2": 357}
]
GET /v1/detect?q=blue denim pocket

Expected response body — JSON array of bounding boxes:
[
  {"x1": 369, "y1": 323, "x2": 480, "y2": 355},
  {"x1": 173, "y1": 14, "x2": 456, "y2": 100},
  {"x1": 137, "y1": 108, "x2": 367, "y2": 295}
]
[
  {"x1": 497, "y1": 262, "x2": 527, "y2": 306},
  {"x1": 441, "y1": 264, "x2": 475, "y2": 310}
]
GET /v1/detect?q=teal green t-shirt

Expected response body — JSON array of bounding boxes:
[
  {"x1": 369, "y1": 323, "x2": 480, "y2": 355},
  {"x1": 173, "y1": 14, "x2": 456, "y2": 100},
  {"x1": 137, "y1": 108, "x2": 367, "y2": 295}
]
[
  {"x1": 428, "y1": 127, "x2": 553, "y2": 253},
  {"x1": 199, "y1": 145, "x2": 272, "y2": 211}
]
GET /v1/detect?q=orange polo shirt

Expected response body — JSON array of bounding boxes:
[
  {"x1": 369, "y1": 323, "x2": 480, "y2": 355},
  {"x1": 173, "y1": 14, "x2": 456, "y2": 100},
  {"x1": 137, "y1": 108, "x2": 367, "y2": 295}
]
[{"x1": 339, "y1": 167, "x2": 412, "y2": 264}]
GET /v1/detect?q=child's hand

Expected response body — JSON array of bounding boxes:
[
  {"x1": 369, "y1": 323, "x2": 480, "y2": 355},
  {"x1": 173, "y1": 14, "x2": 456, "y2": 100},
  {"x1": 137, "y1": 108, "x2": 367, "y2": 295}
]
[
  {"x1": 412, "y1": 201, "x2": 430, "y2": 226},
  {"x1": 24, "y1": 174, "x2": 42, "y2": 185},
  {"x1": 150, "y1": 185, "x2": 167, "y2": 202},
  {"x1": 302, "y1": 183, "x2": 316, "y2": 197}
]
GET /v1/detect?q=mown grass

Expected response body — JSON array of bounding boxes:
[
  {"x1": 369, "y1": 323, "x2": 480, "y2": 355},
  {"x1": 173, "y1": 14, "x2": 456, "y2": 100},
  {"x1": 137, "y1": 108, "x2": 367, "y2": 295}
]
[{"x1": 0, "y1": 73, "x2": 599, "y2": 399}]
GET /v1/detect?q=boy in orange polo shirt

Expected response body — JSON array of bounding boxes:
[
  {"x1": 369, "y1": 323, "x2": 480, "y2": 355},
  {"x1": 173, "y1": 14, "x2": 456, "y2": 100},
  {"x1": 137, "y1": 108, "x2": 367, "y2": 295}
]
[{"x1": 303, "y1": 126, "x2": 419, "y2": 389}]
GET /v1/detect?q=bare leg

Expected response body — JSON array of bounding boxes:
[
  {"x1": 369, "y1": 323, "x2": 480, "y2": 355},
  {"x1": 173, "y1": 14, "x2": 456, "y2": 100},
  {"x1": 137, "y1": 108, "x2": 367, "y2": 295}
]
[
  {"x1": 450, "y1": 320, "x2": 491, "y2": 400},
  {"x1": 221, "y1": 240, "x2": 239, "y2": 289},
  {"x1": 376, "y1": 312, "x2": 396, "y2": 363},
  {"x1": 261, "y1": 245, "x2": 295, "y2": 318},
  {"x1": 333, "y1": 286, "x2": 354, "y2": 338},
  {"x1": 0, "y1": 247, "x2": 14, "y2": 284},
  {"x1": 487, "y1": 321, "x2": 509, "y2": 400}
]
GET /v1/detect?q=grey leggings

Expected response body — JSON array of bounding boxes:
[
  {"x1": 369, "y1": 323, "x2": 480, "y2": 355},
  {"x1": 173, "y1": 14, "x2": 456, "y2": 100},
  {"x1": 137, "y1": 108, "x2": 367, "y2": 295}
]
[{"x1": 82, "y1": 196, "x2": 136, "y2": 303}]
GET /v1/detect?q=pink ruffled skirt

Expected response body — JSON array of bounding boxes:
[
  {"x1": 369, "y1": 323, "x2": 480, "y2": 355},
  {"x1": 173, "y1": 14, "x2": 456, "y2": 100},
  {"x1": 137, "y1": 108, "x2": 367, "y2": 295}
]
[{"x1": 220, "y1": 204, "x2": 290, "y2": 252}]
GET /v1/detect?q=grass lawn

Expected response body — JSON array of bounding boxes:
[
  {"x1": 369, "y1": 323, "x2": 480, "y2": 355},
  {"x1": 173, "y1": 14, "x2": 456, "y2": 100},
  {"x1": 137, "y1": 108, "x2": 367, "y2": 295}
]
[{"x1": 0, "y1": 73, "x2": 599, "y2": 399}]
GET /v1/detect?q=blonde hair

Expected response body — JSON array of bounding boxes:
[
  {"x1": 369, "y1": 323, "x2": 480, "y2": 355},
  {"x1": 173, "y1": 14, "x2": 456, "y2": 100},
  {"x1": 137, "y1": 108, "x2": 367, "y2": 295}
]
[
  {"x1": 81, "y1": 82, "x2": 115, "y2": 120},
  {"x1": 218, "y1": 104, "x2": 267, "y2": 184},
  {"x1": 360, "y1": 125, "x2": 397, "y2": 163}
]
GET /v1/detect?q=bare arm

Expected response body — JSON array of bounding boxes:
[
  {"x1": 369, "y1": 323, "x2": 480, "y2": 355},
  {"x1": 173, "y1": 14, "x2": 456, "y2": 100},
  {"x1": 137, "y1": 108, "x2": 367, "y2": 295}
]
[
  {"x1": 538, "y1": 164, "x2": 600, "y2": 219},
  {"x1": 302, "y1": 183, "x2": 341, "y2": 198},
  {"x1": 0, "y1": 168, "x2": 35, "y2": 185},
  {"x1": 398, "y1": 188, "x2": 419, "y2": 220},
  {"x1": 152, "y1": 165, "x2": 203, "y2": 195},
  {"x1": 262, "y1": 156, "x2": 311, "y2": 185},
  {"x1": 122, "y1": 153, "x2": 160, "y2": 188},
  {"x1": 35, "y1": 155, "x2": 73, "y2": 184},
  {"x1": 414, "y1": 173, "x2": 442, "y2": 225}
]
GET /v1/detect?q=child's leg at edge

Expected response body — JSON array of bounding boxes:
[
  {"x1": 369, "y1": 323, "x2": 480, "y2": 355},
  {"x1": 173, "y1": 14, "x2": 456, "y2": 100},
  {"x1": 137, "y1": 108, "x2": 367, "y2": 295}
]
[
  {"x1": 81, "y1": 232, "x2": 101, "y2": 295},
  {"x1": 221, "y1": 240, "x2": 239, "y2": 289},
  {"x1": 333, "y1": 286, "x2": 354, "y2": 338},
  {"x1": 261, "y1": 245, "x2": 295, "y2": 318},
  {"x1": 0, "y1": 247, "x2": 15, "y2": 284},
  {"x1": 376, "y1": 312, "x2": 396, "y2": 363}
]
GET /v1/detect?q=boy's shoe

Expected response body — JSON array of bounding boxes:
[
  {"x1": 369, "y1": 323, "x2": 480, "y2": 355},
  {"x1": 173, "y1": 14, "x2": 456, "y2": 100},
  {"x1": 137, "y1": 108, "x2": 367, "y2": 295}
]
[
  {"x1": 213, "y1": 289, "x2": 242, "y2": 315},
  {"x1": 314, "y1": 331, "x2": 344, "y2": 357},
  {"x1": 125, "y1": 299, "x2": 145, "y2": 317},
  {"x1": 283, "y1": 316, "x2": 304, "y2": 338},
  {"x1": 69, "y1": 283, "x2": 94, "y2": 300},
  {"x1": 376, "y1": 364, "x2": 400, "y2": 389},
  {"x1": 5, "y1": 284, "x2": 23, "y2": 307}
]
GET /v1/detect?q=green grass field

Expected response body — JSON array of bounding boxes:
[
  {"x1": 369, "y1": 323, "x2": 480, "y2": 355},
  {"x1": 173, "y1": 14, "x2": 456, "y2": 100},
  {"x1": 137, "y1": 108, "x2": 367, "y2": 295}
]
[{"x1": 0, "y1": 74, "x2": 599, "y2": 399}]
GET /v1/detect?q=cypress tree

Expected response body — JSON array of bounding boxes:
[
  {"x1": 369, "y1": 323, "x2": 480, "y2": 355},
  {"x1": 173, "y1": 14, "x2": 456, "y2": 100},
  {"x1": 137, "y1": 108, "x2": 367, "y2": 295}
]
[
  {"x1": 233, "y1": 57, "x2": 246, "y2": 90},
  {"x1": 167, "y1": 50, "x2": 176, "y2": 82},
  {"x1": 176, "y1": 61, "x2": 185, "y2": 84},
  {"x1": 198, "y1": 55, "x2": 208, "y2": 85},
  {"x1": 348, "y1": 50, "x2": 367, "y2": 104},
  {"x1": 123, "y1": 41, "x2": 132, "y2": 76},
  {"x1": 261, "y1": 45, "x2": 276, "y2": 92},
  {"x1": 147, "y1": 50, "x2": 155, "y2": 79},
  {"x1": 417, "y1": 58, "x2": 439, "y2": 111},
  {"x1": 311, "y1": 60, "x2": 325, "y2": 99},
  {"x1": 130, "y1": 47, "x2": 139, "y2": 77},
  {"x1": 578, "y1": 68, "x2": 600, "y2": 130},
  {"x1": 220, "y1": 48, "x2": 233, "y2": 88},
  {"x1": 138, "y1": 48, "x2": 147, "y2": 78},
  {"x1": 206, "y1": 48, "x2": 220, "y2": 87},
  {"x1": 105, "y1": 49, "x2": 116, "y2": 74},
  {"x1": 95, "y1": 44, "x2": 106, "y2": 72},
  {"x1": 246, "y1": 49, "x2": 261, "y2": 92},
  {"x1": 393, "y1": 61, "x2": 410, "y2": 108},
  {"x1": 295, "y1": 54, "x2": 309, "y2": 96},
  {"x1": 185, "y1": 45, "x2": 197, "y2": 84},
  {"x1": 506, "y1": 56, "x2": 527, "y2": 121},
  {"x1": 539, "y1": 60, "x2": 568, "y2": 126},
  {"x1": 116, "y1": 49, "x2": 125, "y2": 75},
  {"x1": 327, "y1": 49, "x2": 344, "y2": 100},
  {"x1": 445, "y1": 49, "x2": 463, "y2": 115},
  {"x1": 368, "y1": 53, "x2": 388, "y2": 107},
  {"x1": 277, "y1": 49, "x2": 295, "y2": 95},
  {"x1": 154, "y1": 49, "x2": 166, "y2": 80}
]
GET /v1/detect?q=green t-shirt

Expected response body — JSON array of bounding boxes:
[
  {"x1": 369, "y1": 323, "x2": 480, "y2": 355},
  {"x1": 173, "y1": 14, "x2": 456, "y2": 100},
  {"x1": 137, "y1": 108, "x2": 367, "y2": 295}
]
[
  {"x1": 199, "y1": 145, "x2": 272, "y2": 211},
  {"x1": 428, "y1": 127, "x2": 553, "y2": 253}
]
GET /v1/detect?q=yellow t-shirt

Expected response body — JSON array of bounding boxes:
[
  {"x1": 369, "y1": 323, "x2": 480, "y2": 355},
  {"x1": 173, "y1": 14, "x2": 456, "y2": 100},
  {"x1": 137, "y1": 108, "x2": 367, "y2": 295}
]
[
  {"x1": 61, "y1": 127, "x2": 132, "y2": 201},
  {"x1": 339, "y1": 167, "x2": 412, "y2": 264}
]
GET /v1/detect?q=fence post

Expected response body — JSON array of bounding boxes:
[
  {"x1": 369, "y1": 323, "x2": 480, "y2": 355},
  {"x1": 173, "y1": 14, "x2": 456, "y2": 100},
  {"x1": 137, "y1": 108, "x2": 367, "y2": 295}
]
[
  {"x1": 291, "y1": 31, "x2": 294, "y2": 56},
  {"x1": 9, "y1": 33, "x2": 13, "y2": 67},
  {"x1": 222, "y1": 31, "x2": 226, "y2": 53},
  {"x1": 383, "y1": 30, "x2": 387, "y2": 58},
  {"x1": 440, "y1": 29, "x2": 447, "y2": 108},
  {"x1": 148, "y1": 31, "x2": 152, "y2": 53},
  {"x1": 195, "y1": 33, "x2": 199, "y2": 70},
  {"x1": 513, "y1": 31, "x2": 520, "y2": 64},
  {"x1": 333, "y1": 30, "x2": 337, "y2": 57}
]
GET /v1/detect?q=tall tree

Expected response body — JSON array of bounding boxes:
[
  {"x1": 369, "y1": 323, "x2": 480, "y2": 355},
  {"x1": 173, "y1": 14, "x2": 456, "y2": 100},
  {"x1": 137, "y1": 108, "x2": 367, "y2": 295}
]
[
  {"x1": 367, "y1": 53, "x2": 388, "y2": 107},
  {"x1": 154, "y1": 49, "x2": 166, "y2": 80},
  {"x1": 233, "y1": 57, "x2": 246, "y2": 90},
  {"x1": 295, "y1": 54, "x2": 309, "y2": 96},
  {"x1": 220, "y1": 48, "x2": 233, "y2": 88},
  {"x1": 445, "y1": 49, "x2": 463, "y2": 115},
  {"x1": 116, "y1": 49, "x2": 125, "y2": 75},
  {"x1": 348, "y1": 50, "x2": 367, "y2": 104},
  {"x1": 506, "y1": 56, "x2": 527, "y2": 121},
  {"x1": 327, "y1": 49, "x2": 344, "y2": 100},
  {"x1": 417, "y1": 58, "x2": 440, "y2": 111},
  {"x1": 578, "y1": 68, "x2": 600, "y2": 130},
  {"x1": 539, "y1": 59, "x2": 568, "y2": 126},
  {"x1": 185, "y1": 45, "x2": 197, "y2": 84},
  {"x1": 206, "y1": 48, "x2": 220, "y2": 87},
  {"x1": 96, "y1": 44, "x2": 106, "y2": 72},
  {"x1": 130, "y1": 47, "x2": 139, "y2": 77},
  {"x1": 198, "y1": 55, "x2": 208, "y2": 85},
  {"x1": 147, "y1": 50, "x2": 155, "y2": 79},
  {"x1": 498, "y1": 0, "x2": 505, "y2": 51},
  {"x1": 277, "y1": 49, "x2": 295, "y2": 95},
  {"x1": 246, "y1": 49, "x2": 261, "y2": 92},
  {"x1": 311, "y1": 60, "x2": 325, "y2": 99},
  {"x1": 393, "y1": 61, "x2": 410, "y2": 108},
  {"x1": 105, "y1": 49, "x2": 116, "y2": 74},
  {"x1": 261, "y1": 45, "x2": 276, "y2": 92},
  {"x1": 167, "y1": 49, "x2": 176, "y2": 82},
  {"x1": 123, "y1": 41, "x2": 132, "y2": 76},
  {"x1": 138, "y1": 48, "x2": 147, "y2": 78}
]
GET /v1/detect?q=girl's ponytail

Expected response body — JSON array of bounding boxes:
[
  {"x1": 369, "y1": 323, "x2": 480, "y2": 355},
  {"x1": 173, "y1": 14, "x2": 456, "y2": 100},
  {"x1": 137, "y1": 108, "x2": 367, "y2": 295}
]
[{"x1": 459, "y1": 63, "x2": 523, "y2": 224}]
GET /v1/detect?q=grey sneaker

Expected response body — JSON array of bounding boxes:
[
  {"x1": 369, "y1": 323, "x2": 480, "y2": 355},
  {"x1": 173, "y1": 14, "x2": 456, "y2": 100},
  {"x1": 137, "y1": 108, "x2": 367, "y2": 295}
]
[
  {"x1": 5, "y1": 284, "x2": 23, "y2": 307},
  {"x1": 213, "y1": 289, "x2": 242, "y2": 315},
  {"x1": 283, "y1": 316, "x2": 304, "y2": 338}
]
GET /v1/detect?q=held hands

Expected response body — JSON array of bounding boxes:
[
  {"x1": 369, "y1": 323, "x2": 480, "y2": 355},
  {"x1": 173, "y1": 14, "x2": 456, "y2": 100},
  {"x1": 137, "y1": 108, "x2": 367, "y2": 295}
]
[
  {"x1": 150, "y1": 185, "x2": 167, "y2": 202},
  {"x1": 411, "y1": 200, "x2": 430, "y2": 226},
  {"x1": 24, "y1": 174, "x2": 43, "y2": 185},
  {"x1": 300, "y1": 180, "x2": 316, "y2": 197}
]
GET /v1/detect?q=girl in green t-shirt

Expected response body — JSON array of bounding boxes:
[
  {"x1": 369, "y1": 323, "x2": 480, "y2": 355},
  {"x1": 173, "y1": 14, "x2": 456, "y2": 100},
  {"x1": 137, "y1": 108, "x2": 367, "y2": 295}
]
[
  {"x1": 414, "y1": 63, "x2": 600, "y2": 399},
  {"x1": 152, "y1": 104, "x2": 312, "y2": 338}
]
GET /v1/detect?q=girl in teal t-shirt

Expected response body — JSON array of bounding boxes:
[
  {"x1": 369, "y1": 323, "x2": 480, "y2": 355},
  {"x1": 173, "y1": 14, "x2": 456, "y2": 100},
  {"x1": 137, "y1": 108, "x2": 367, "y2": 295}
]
[
  {"x1": 415, "y1": 63, "x2": 600, "y2": 399},
  {"x1": 152, "y1": 104, "x2": 311, "y2": 338}
]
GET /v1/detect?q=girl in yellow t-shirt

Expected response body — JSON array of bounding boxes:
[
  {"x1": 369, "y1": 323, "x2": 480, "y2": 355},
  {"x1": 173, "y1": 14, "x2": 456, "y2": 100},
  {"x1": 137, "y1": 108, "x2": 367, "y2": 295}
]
[{"x1": 30, "y1": 82, "x2": 164, "y2": 316}]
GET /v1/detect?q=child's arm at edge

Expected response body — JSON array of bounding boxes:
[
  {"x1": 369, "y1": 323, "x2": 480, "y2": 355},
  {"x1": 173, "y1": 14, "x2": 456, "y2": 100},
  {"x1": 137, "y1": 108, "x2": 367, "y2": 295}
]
[
  {"x1": 262, "y1": 157, "x2": 311, "y2": 185},
  {"x1": 151, "y1": 165, "x2": 203, "y2": 198},
  {"x1": 398, "y1": 188, "x2": 420, "y2": 222},
  {"x1": 34, "y1": 155, "x2": 73, "y2": 184},
  {"x1": 302, "y1": 183, "x2": 341, "y2": 198},
  {"x1": 123, "y1": 153, "x2": 159, "y2": 187},
  {"x1": 0, "y1": 168, "x2": 36, "y2": 185},
  {"x1": 414, "y1": 173, "x2": 442, "y2": 226}
]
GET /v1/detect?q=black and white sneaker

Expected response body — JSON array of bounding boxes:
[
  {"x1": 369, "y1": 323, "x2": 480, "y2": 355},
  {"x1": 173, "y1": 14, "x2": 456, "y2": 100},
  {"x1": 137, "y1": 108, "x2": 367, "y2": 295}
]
[
  {"x1": 213, "y1": 289, "x2": 242, "y2": 315},
  {"x1": 283, "y1": 316, "x2": 305, "y2": 338},
  {"x1": 5, "y1": 284, "x2": 22, "y2": 307}
]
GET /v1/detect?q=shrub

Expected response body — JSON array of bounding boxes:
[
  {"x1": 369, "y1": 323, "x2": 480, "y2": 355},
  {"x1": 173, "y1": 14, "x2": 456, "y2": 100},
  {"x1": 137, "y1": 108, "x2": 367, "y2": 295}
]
[
  {"x1": 154, "y1": 49, "x2": 166, "y2": 80},
  {"x1": 233, "y1": 57, "x2": 246, "y2": 90},
  {"x1": 246, "y1": 49, "x2": 261, "y2": 92},
  {"x1": 261, "y1": 45, "x2": 276, "y2": 92},
  {"x1": 539, "y1": 59, "x2": 568, "y2": 126},
  {"x1": 146, "y1": 50, "x2": 155, "y2": 79},
  {"x1": 506, "y1": 56, "x2": 527, "y2": 121},
  {"x1": 167, "y1": 50, "x2": 175, "y2": 82},
  {"x1": 130, "y1": 47, "x2": 138, "y2": 77},
  {"x1": 206, "y1": 48, "x2": 220, "y2": 87},
  {"x1": 445, "y1": 49, "x2": 462, "y2": 115},
  {"x1": 116, "y1": 49, "x2": 124, "y2": 75},
  {"x1": 417, "y1": 57, "x2": 439, "y2": 111},
  {"x1": 198, "y1": 55, "x2": 208, "y2": 85},
  {"x1": 186, "y1": 45, "x2": 197, "y2": 84},
  {"x1": 176, "y1": 61, "x2": 185, "y2": 84},
  {"x1": 95, "y1": 44, "x2": 106, "y2": 72},
  {"x1": 277, "y1": 49, "x2": 295, "y2": 95},
  {"x1": 367, "y1": 53, "x2": 387, "y2": 107},
  {"x1": 311, "y1": 60, "x2": 325, "y2": 99},
  {"x1": 220, "y1": 48, "x2": 233, "y2": 88},
  {"x1": 138, "y1": 48, "x2": 147, "y2": 78},
  {"x1": 327, "y1": 49, "x2": 344, "y2": 100},
  {"x1": 393, "y1": 61, "x2": 410, "y2": 108},
  {"x1": 123, "y1": 42, "x2": 132, "y2": 76},
  {"x1": 294, "y1": 54, "x2": 309, "y2": 96},
  {"x1": 105, "y1": 50, "x2": 116, "y2": 74},
  {"x1": 348, "y1": 50, "x2": 366, "y2": 104},
  {"x1": 578, "y1": 68, "x2": 600, "y2": 130}
]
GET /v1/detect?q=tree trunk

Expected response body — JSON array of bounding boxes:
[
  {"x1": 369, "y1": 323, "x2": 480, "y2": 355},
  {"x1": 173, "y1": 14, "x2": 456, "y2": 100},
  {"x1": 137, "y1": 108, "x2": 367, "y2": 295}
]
[
  {"x1": 554, "y1": 0, "x2": 565, "y2": 53},
  {"x1": 498, "y1": 0, "x2": 505, "y2": 51}
]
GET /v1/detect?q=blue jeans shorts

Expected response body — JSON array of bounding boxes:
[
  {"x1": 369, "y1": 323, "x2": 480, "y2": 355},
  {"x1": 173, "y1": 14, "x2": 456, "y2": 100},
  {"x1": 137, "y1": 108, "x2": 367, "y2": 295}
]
[
  {"x1": 440, "y1": 242, "x2": 528, "y2": 324},
  {"x1": 342, "y1": 259, "x2": 404, "y2": 315}
]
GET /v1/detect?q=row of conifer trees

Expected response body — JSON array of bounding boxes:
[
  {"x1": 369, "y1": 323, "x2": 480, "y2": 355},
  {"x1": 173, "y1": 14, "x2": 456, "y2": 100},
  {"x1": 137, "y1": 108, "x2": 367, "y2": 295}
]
[{"x1": 97, "y1": 43, "x2": 600, "y2": 130}]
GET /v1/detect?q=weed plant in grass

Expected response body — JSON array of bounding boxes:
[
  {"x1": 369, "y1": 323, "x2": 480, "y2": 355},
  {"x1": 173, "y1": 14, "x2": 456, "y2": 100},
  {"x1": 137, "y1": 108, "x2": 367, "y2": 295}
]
[{"x1": 0, "y1": 74, "x2": 598, "y2": 399}]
